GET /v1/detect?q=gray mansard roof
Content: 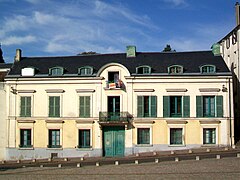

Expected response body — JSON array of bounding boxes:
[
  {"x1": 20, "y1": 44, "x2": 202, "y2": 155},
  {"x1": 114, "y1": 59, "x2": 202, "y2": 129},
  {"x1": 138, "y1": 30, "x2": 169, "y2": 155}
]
[{"x1": 7, "y1": 50, "x2": 230, "y2": 77}]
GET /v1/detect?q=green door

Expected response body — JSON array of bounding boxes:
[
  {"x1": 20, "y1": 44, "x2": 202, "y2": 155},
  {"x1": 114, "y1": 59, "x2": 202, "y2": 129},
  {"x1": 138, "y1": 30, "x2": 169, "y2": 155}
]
[{"x1": 103, "y1": 126, "x2": 125, "y2": 157}]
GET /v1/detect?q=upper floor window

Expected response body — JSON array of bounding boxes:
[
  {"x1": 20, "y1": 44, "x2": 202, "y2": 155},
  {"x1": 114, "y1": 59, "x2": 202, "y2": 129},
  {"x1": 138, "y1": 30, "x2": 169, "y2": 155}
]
[
  {"x1": 163, "y1": 96, "x2": 190, "y2": 118},
  {"x1": 78, "y1": 66, "x2": 93, "y2": 76},
  {"x1": 196, "y1": 96, "x2": 223, "y2": 117},
  {"x1": 79, "y1": 96, "x2": 90, "y2": 118},
  {"x1": 136, "y1": 66, "x2": 151, "y2": 74},
  {"x1": 49, "y1": 96, "x2": 60, "y2": 117},
  {"x1": 137, "y1": 96, "x2": 157, "y2": 117},
  {"x1": 49, "y1": 67, "x2": 64, "y2": 76},
  {"x1": 232, "y1": 31, "x2": 238, "y2": 45},
  {"x1": 226, "y1": 38, "x2": 230, "y2": 49},
  {"x1": 168, "y1": 65, "x2": 183, "y2": 74},
  {"x1": 200, "y1": 65, "x2": 216, "y2": 74}
]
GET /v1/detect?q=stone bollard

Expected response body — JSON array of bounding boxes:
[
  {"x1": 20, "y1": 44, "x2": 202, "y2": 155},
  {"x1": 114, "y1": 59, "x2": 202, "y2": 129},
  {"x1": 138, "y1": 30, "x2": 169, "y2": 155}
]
[
  {"x1": 175, "y1": 157, "x2": 179, "y2": 162},
  {"x1": 237, "y1": 153, "x2": 240, "y2": 158},
  {"x1": 58, "y1": 164, "x2": 62, "y2": 168},
  {"x1": 196, "y1": 156, "x2": 200, "y2": 161},
  {"x1": 32, "y1": 159, "x2": 36, "y2": 163},
  {"x1": 80, "y1": 157, "x2": 84, "y2": 161},
  {"x1": 115, "y1": 161, "x2": 119, "y2": 165},
  {"x1": 188, "y1": 149, "x2": 192, "y2": 154},
  {"x1": 64, "y1": 158, "x2": 68, "y2": 161},
  {"x1": 40, "y1": 165, "x2": 44, "y2": 168},
  {"x1": 206, "y1": 148, "x2": 210, "y2": 152},
  {"x1": 171, "y1": 151, "x2": 175, "y2": 155},
  {"x1": 77, "y1": 163, "x2": 81, "y2": 168},
  {"x1": 135, "y1": 160, "x2": 139, "y2": 164},
  {"x1": 155, "y1": 159, "x2": 159, "y2": 163},
  {"x1": 216, "y1": 155, "x2": 221, "y2": 159},
  {"x1": 153, "y1": 152, "x2": 157, "y2": 156},
  {"x1": 96, "y1": 162, "x2": 100, "y2": 166}
]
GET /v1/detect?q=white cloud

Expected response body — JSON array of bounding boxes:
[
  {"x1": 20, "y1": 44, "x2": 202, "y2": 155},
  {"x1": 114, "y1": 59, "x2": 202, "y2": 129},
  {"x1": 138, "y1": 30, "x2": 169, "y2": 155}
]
[
  {"x1": 163, "y1": 0, "x2": 187, "y2": 7},
  {"x1": 3, "y1": 35, "x2": 36, "y2": 46}
]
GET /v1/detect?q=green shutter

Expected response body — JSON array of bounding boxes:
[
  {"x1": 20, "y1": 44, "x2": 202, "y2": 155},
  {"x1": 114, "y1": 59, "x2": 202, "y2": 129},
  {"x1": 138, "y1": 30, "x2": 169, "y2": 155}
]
[
  {"x1": 183, "y1": 96, "x2": 190, "y2": 117},
  {"x1": 196, "y1": 96, "x2": 203, "y2": 117},
  {"x1": 216, "y1": 96, "x2": 223, "y2": 117},
  {"x1": 163, "y1": 96, "x2": 170, "y2": 117},
  {"x1": 20, "y1": 97, "x2": 31, "y2": 117},
  {"x1": 85, "y1": 96, "x2": 90, "y2": 118},
  {"x1": 49, "y1": 96, "x2": 60, "y2": 117},
  {"x1": 137, "y1": 96, "x2": 144, "y2": 117},
  {"x1": 55, "y1": 96, "x2": 60, "y2": 117},
  {"x1": 80, "y1": 96, "x2": 90, "y2": 118},
  {"x1": 49, "y1": 96, "x2": 54, "y2": 117},
  {"x1": 150, "y1": 96, "x2": 157, "y2": 117}
]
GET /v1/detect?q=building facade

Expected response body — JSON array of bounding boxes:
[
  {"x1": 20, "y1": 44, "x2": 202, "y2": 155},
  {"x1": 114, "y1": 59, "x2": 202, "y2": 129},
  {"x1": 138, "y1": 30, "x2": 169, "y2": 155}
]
[
  {"x1": 4, "y1": 47, "x2": 234, "y2": 160},
  {"x1": 217, "y1": 2, "x2": 240, "y2": 143}
]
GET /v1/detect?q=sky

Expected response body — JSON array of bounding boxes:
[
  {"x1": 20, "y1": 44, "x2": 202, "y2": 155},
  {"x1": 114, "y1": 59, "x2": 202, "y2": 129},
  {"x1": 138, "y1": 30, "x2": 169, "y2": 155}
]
[{"x1": 0, "y1": 0, "x2": 238, "y2": 63}]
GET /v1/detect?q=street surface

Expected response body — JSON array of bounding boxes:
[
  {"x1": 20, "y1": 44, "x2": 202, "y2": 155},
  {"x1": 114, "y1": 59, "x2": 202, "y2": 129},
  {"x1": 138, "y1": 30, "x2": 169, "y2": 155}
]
[{"x1": 0, "y1": 157, "x2": 240, "y2": 179}]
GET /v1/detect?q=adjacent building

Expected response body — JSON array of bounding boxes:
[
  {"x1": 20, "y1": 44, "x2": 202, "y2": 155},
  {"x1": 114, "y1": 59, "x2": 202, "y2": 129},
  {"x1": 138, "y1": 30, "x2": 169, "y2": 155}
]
[{"x1": 4, "y1": 47, "x2": 234, "y2": 160}]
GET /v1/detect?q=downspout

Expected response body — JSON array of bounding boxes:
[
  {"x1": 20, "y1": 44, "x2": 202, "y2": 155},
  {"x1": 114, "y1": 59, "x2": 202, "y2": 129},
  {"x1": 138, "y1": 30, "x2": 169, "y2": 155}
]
[{"x1": 228, "y1": 77, "x2": 232, "y2": 147}]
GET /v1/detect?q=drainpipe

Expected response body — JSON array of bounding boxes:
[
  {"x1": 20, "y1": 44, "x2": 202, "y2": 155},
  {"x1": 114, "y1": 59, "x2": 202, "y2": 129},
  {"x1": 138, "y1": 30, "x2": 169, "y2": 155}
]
[{"x1": 228, "y1": 77, "x2": 233, "y2": 147}]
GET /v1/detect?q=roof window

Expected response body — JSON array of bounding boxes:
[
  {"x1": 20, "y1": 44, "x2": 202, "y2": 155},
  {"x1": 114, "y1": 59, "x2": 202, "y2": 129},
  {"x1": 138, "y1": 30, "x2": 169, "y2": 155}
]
[
  {"x1": 21, "y1": 67, "x2": 35, "y2": 76},
  {"x1": 168, "y1": 65, "x2": 183, "y2": 74},
  {"x1": 136, "y1": 65, "x2": 151, "y2": 74},
  {"x1": 200, "y1": 65, "x2": 216, "y2": 73},
  {"x1": 49, "y1": 67, "x2": 64, "y2": 76},
  {"x1": 78, "y1": 66, "x2": 93, "y2": 76}
]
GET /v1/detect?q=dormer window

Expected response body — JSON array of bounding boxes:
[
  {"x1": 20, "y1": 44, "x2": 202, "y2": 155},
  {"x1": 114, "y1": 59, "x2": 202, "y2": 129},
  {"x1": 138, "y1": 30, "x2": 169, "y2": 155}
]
[
  {"x1": 78, "y1": 66, "x2": 93, "y2": 76},
  {"x1": 136, "y1": 66, "x2": 151, "y2": 74},
  {"x1": 200, "y1": 65, "x2": 216, "y2": 73},
  {"x1": 21, "y1": 67, "x2": 35, "y2": 76},
  {"x1": 49, "y1": 67, "x2": 64, "y2": 76},
  {"x1": 168, "y1": 65, "x2": 183, "y2": 74}
]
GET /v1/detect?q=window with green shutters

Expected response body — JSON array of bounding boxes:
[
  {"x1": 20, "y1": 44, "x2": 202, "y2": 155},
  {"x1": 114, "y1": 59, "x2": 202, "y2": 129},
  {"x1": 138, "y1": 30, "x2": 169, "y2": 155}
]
[
  {"x1": 20, "y1": 129, "x2": 32, "y2": 148},
  {"x1": 79, "y1": 96, "x2": 90, "y2": 118},
  {"x1": 163, "y1": 96, "x2": 190, "y2": 118},
  {"x1": 203, "y1": 128, "x2": 216, "y2": 144},
  {"x1": 20, "y1": 96, "x2": 31, "y2": 117},
  {"x1": 137, "y1": 128, "x2": 150, "y2": 144},
  {"x1": 196, "y1": 96, "x2": 223, "y2": 117},
  {"x1": 48, "y1": 129, "x2": 61, "y2": 148},
  {"x1": 78, "y1": 129, "x2": 91, "y2": 148},
  {"x1": 49, "y1": 96, "x2": 60, "y2": 117},
  {"x1": 170, "y1": 128, "x2": 183, "y2": 145},
  {"x1": 137, "y1": 96, "x2": 157, "y2": 117}
]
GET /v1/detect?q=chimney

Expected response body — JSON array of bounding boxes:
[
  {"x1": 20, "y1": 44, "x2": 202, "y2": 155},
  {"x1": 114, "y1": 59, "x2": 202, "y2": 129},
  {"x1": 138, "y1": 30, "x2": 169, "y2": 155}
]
[
  {"x1": 126, "y1": 46, "x2": 136, "y2": 58},
  {"x1": 236, "y1": 2, "x2": 240, "y2": 26},
  {"x1": 14, "y1": 49, "x2": 22, "y2": 62}
]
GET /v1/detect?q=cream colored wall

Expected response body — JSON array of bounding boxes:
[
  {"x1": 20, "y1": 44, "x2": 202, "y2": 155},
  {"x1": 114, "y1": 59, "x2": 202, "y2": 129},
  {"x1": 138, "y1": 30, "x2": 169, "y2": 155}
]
[{"x1": 5, "y1": 63, "x2": 234, "y2": 152}]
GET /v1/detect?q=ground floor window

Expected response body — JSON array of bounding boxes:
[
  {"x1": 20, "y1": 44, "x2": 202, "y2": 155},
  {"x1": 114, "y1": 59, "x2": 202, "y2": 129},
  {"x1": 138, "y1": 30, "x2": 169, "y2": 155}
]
[
  {"x1": 170, "y1": 128, "x2": 183, "y2": 145},
  {"x1": 137, "y1": 128, "x2": 150, "y2": 145},
  {"x1": 78, "y1": 129, "x2": 91, "y2": 148},
  {"x1": 20, "y1": 129, "x2": 32, "y2": 148},
  {"x1": 48, "y1": 129, "x2": 61, "y2": 148},
  {"x1": 203, "y1": 128, "x2": 216, "y2": 144}
]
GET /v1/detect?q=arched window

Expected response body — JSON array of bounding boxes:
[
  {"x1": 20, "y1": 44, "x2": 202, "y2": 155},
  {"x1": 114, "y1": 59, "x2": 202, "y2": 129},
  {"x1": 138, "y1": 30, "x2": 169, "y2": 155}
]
[
  {"x1": 168, "y1": 65, "x2": 183, "y2": 74},
  {"x1": 49, "y1": 67, "x2": 64, "y2": 76},
  {"x1": 78, "y1": 66, "x2": 93, "y2": 76},
  {"x1": 200, "y1": 65, "x2": 216, "y2": 73},
  {"x1": 136, "y1": 65, "x2": 151, "y2": 74}
]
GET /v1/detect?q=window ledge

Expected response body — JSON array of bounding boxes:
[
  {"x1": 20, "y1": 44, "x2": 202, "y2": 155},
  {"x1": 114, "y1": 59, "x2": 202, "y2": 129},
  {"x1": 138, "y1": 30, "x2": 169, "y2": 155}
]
[
  {"x1": 46, "y1": 147, "x2": 63, "y2": 150},
  {"x1": 135, "y1": 144, "x2": 153, "y2": 147},
  {"x1": 76, "y1": 147, "x2": 93, "y2": 151},
  {"x1": 18, "y1": 147, "x2": 34, "y2": 150},
  {"x1": 201, "y1": 144, "x2": 218, "y2": 147},
  {"x1": 168, "y1": 145, "x2": 186, "y2": 147}
]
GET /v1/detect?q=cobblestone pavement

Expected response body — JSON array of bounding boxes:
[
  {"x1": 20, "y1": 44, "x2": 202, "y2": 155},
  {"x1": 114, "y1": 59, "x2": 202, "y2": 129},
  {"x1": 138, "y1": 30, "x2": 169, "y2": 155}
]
[{"x1": 0, "y1": 157, "x2": 240, "y2": 180}]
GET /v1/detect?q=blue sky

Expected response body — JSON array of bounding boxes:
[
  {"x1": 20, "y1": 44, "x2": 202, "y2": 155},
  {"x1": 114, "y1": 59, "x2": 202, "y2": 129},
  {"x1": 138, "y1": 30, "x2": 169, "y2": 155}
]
[{"x1": 0, "y1": 0, "x2": 238, "y2": 63}]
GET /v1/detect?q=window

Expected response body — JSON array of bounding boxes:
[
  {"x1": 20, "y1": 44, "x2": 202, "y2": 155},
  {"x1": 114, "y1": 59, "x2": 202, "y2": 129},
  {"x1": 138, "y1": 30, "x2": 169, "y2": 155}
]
[
  {"x1": 78, "y1": 66, "x2": 93, "y2": 76},
  {"x1": 136, "y1": 66, "x2": 151, "y2": 74},
  {"x1": 232, "y1": 31, "x2": 237, "y2": 45},
  {"x1": 200, "y1": 65, "x2": 216, "y2": 73},
  {"x1": 163, "y1": 96, "x2": 190, "y2": 118},
  {"x1": 226, "y1": 38, "x2": 230, "y2": 49},
  {"x1": 170, "y1": 96, "x2": 182, "y2": 117},
  {"x1": 20, "y1": 96, "x2": 31, "y2": 117},
  {"x1": 137, "y1": 96, "x2": 157, "y2": 117},
  {"x1": 20, "y1": 129, "x2": 32, "y2": 148},
  {"x1": 48, "y1": 129, "x2": 61, "y2": 148},
  {"x1": 203, "y1": 128, "x2": 216, "y2": 144},
  {"x1": 79, "y1": 96, "x2": 90, "y2": 118},
  {"x1": 49, "y1": 96, "x2": 60, "y2": 117},
  {"x1": 196, "y1": 96, "x2": 223, "y2": 117},
  {"x1": 78, "y1": 129, "x2": 91, "y2": 148},
  {"x1": 137, "y1": 128, "x2": 150, "y2": 145},
  {"x1": 170, "y1": 128, "x2": 183, "y2": 145},
  {"x1": 49, "y1": 67, "x2": 64, "y2": 76},
  {"x1": 168, "y1": 65, "x2": 183, "y2": 74}
]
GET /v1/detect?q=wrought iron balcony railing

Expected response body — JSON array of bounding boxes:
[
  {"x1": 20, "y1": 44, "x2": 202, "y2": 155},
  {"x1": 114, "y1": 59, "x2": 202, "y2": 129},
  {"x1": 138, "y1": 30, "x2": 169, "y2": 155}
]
[{"x1": 99, "y1": 112, "x2": 132, "y2": 122}]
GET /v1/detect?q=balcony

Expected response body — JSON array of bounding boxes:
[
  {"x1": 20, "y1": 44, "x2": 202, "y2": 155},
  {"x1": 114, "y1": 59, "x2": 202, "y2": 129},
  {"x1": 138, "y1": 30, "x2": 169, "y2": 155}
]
[
  {"x1": 99, "y1": 112, "x2": 132, "y2": 124},
  {"x1": 105, "y1": 79, "x2": 124, "y2": 90}
]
